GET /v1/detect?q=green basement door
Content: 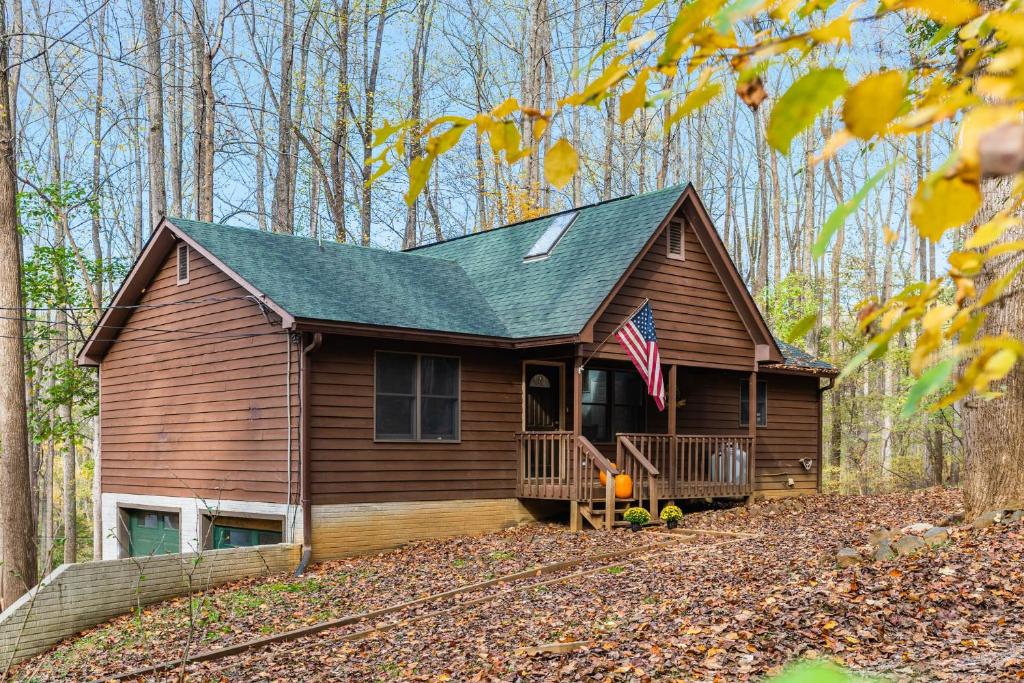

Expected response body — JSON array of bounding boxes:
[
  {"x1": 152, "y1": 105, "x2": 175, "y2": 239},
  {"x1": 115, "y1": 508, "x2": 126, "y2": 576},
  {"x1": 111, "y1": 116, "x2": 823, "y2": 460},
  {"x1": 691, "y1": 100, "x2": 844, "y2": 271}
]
[{"x1": 126, "y1": 509, "x2": 180, "y2": 557}]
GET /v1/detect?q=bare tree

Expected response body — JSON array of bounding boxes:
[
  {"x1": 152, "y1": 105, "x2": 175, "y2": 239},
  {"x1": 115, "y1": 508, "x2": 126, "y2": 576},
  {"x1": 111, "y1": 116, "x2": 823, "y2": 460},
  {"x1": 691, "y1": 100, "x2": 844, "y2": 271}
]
[
  {"x1": 0, "y1": 0, "x2": 35, "y2": 610},
  {"x1": 270, "y1": 0, "x2": 296, "y2": 234},
  {"x1": 142, "y1": 0, "x2": 166, "y2": 226},
  {"x1": 357, "y1": 0, "x2": 388, "y2": 245}
]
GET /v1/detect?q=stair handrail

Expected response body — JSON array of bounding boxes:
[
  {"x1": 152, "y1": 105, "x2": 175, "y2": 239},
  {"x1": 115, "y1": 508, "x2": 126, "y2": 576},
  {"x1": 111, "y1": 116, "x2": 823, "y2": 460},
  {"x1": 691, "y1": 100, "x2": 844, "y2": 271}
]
[
  {"x1": 617, "y1": 434, "x2": 660, "y2": 520},
  {"x1": 577, "y1": 435, "x2": 618, "y2": 530},
  {"x1": 577, "y1": 435, "x2": 618, "y2": 475},
  {"x1": 617, "y1": 435, "x2": 660, "y2": 476}
]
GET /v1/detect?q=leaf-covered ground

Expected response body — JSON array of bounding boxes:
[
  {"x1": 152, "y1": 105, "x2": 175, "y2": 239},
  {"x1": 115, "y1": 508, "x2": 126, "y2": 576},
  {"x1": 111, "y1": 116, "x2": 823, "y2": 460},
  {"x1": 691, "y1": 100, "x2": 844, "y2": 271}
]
[{"x1": 12, "y1": 488, "x2": 1024, "y2": 682}]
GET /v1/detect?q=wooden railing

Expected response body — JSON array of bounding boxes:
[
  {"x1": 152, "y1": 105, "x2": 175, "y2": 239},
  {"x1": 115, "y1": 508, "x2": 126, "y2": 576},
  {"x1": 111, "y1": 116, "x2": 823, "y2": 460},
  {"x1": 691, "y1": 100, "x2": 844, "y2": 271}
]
[
  {"x1": 515, "y1": 431, "x2": 574, "y2": 499},
  {"x1": 616, "y1": 435, "x2": 660, "y2": 518},
  {"x1": 575, "y1": 435, "x2": 618, "y2": 530},
  {"x1": 617, "y1": 433, "x2": 754, "y2": 500},
  {"x1": 517, "y1": 432, "x2": 753, "y2": 507}
]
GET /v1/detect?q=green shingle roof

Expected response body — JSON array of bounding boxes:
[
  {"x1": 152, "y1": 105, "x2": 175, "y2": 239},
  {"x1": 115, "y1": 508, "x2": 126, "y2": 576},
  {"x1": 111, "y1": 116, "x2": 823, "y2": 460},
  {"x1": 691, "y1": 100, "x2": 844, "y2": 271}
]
[
  {"x1": 774, "y1": 339, "x2": 838, "y2": 372},
  {"x1": 168, "y1": 185, "x2": 685, "y2": 340},
  {"x1": 167, "y1": 218, "x2": 509, "y2": 337}
]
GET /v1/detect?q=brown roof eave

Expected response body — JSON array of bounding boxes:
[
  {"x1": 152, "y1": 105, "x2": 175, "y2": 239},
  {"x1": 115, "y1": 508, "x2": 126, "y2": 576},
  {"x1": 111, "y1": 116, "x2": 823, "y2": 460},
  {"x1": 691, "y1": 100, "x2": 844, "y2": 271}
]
[
  {"x1": 291, "y1": 318, "x2": 579, "y2": 349},
  {"x1": 77, "y1": 218, "x2": 295, "y2": 367},
  {"x1": 758, "y1": 363, "x2": 840, "y2": 377}
]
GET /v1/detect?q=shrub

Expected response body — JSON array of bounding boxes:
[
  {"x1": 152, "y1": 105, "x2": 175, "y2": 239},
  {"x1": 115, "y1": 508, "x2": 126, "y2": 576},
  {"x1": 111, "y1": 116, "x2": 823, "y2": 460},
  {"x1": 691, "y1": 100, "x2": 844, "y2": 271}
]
[
  {"x1": 623, "y1": 507, "x2": 651, "y2": 526},
  {"x1": 660, "y1": 505, "x2": 683, "y2": 523}
]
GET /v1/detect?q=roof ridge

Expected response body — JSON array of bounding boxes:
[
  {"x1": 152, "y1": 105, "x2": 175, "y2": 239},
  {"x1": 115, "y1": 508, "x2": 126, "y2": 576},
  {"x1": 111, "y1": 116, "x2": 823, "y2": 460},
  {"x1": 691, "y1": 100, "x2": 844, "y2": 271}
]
[
  {"x1": 405, "y1": 184, "x2": 687, "y2": 254},
  {"x1": 166, "y1": 216, "x2": 462, "y2": 265}
]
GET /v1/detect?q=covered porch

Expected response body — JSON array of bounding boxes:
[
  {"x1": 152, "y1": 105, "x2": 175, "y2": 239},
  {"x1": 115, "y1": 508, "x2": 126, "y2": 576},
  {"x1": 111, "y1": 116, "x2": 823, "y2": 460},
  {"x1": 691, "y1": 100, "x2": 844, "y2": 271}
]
[{"x1": 515, "y1": 357, "x2": 758, "y2": 529}]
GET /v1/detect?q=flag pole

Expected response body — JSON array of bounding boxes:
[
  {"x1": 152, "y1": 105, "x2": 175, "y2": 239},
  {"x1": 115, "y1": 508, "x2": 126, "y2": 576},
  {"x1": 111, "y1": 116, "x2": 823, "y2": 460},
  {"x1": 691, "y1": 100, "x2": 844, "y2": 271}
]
[{"x1": 577, "y1": 298, "x2": 650, "y2": 373}]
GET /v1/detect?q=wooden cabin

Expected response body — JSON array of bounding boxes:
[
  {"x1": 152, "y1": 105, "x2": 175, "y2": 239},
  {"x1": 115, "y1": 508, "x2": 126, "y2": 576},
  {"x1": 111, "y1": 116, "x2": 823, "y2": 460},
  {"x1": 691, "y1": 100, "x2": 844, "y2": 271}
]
[{"x1": 78, "y1": 185, "x2": 837, "y2": 562}]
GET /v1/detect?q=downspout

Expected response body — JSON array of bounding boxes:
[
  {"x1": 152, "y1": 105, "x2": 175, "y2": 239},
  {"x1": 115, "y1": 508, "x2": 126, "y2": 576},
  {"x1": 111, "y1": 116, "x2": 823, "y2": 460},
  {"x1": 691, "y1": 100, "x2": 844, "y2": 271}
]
[
  {"x1": 817, "y1": 376, "x2": 836, "y2": 494},
  {"x1": 295, "y1": 331, "x2": 322, "y2": 575}
]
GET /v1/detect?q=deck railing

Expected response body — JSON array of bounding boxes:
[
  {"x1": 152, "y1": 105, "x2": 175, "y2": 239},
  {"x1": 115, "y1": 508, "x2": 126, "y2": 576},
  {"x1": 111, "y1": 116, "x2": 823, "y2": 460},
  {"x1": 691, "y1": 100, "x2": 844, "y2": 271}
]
[
  {"x1": 515, "y1": 431, "x2": 574, "y2": 499},
  {"x1": 615, "y1": 434, "x2": 754, "y2": 500},
  {"x1": 516, "y1": 432, "x2": 753, "y2": 504}
]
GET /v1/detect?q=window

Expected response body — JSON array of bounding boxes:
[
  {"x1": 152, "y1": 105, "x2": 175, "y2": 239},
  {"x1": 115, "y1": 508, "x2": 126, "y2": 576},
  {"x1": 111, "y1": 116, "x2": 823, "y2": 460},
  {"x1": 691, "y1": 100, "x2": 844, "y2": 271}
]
[
  {"x1": 582, "y1": 368, "x2": 645, "y2": 443},
  {"x1": 667, "y1": 221, "x2": 684, "y2": 260},
  {"x1": 375, "y1": 352, "x2": 460, "y2": 441},
  {"x1": 202, "y1": 515, "x2": 284, "y2": 550},
  {"x1": 524, "y1": 212, "x2": 578, "y2": 261},
  {"x1": 739, "y1": 380, "x2": 768, "y2": 427},
  {"x1": 176, "y1": 243, "x2": 190, "y2": 284},
  {"x1": 211, "y1": 525, "x2": 283, "y2": 549}
]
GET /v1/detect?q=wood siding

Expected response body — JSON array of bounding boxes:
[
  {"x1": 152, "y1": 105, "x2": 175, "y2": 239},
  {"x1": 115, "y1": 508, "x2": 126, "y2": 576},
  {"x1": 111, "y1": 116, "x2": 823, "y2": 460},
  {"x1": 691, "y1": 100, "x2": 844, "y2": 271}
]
[
  {"x1": 99, "y1": 245, "x2": 298, "y2": 503},
  {"x1": 584, "y1": 218, "x2": 755, "y2": 371},
  {"x1": 309, "y1": 338, "x2": 521, "y2": 505},
  {"x1": 676, "y1": 367, "x2": 820, "y2": 495}
]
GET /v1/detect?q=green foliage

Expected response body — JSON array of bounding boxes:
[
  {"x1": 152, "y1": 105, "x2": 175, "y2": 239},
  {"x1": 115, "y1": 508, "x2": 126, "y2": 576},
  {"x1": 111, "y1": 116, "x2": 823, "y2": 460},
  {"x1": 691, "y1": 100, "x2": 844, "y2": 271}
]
[
  {"x1": 659, "y1": 504, "x2": 683, "y2": 523},
  {"x1": 488, "y1": 550, "x2": 515, "y2": 562},
  {"x1": 622, "y1": 507, "x2": 651, "y2": 526},
  {"x1": 22, "y1": 245, "x2": 99, "y2": 445},
  {"x1": 768, "y1": 660, "x2": 874, "y2": 682},
  {"x1": 758, "y1": 272, "x2": 821, "y2": 346},
  {"x1": 766, "y1": 69, "x2": 848, "y2": 153},
  {"x1": 901, "y1": 358, "x2": 955, "y2": 418}
]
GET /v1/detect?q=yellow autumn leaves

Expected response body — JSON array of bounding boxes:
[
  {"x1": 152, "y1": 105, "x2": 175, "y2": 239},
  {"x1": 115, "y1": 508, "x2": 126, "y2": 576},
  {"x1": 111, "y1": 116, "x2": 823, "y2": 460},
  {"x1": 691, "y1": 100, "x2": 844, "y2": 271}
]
[{"x1": 370, "y1": 0, "x2": 1024, "y2": 412}]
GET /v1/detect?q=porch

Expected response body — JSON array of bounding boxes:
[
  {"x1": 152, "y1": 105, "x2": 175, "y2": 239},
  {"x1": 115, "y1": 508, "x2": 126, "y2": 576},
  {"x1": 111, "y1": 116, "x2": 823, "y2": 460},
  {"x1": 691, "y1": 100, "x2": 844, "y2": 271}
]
[
  {"x1": 515, "y1": 431, "x2": 754, "y2": 529},
  {"x1": 516, "y1": 357, "x2": 758, "y2": 530}
]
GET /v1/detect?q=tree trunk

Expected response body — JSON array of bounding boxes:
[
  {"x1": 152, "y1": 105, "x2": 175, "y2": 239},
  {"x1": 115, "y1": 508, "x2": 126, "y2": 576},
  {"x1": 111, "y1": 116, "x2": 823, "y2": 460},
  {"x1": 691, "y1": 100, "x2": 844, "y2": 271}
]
[
  {"x1": 270, "y1": 0, "x2": 296, "y2": 234},
  {"x1": 359, "y1": 0, "x2": 388, "y2": 246},
  {"x1": 168, "y1": 0, "x2": 184, "y2": 217},
  {"x1": 329, "y1": 0, "x2": 350, "y2": 241},
  {"x1": 91, "y1": 2, "x2": 105, "y2": 309},
  {"x1": 963, "y1": 175, "x2": 1024, "y2": 516},
  {"x1": 40, "y1": 30, "x2": 77, "y2": 567},
  {"x1": 404, "y1": 0, "x2": 431, "y2": 249},
  {"x1": 191, "y1": 3, "x2": 215, "y2": 221},
  {"x1": 0, "y1": 0, "x2": 35, "y2": 608},
  {"x1": 751, "y1": 109, "x2": 769, "y2": 297},
  {"x1": 142, "y1": 0, "x2": 167, "y2": 227}
]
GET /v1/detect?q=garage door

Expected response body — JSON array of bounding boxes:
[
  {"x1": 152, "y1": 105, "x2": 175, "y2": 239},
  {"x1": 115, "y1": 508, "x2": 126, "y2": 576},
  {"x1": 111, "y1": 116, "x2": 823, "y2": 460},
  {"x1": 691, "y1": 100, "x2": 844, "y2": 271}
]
[{"x1": 126, "y1": 509, "x2": 180, "y2": 557}]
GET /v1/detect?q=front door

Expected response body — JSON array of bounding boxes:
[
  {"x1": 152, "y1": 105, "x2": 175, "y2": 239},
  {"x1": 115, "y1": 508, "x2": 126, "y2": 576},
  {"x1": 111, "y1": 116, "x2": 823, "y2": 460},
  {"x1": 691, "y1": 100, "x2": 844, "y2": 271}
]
[{"x1": 524, "y1": 363, "x2": 563, "y2": 431}]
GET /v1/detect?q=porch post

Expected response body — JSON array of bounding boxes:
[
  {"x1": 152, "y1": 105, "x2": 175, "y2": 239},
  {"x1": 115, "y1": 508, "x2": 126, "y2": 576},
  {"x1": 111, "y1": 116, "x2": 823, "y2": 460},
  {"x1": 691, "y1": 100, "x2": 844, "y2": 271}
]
[
  {"x1": 747, "y1": 370, "x2": 757, "y2": 503},
  {"x1": 666, "y1": 364, "x2": 678, "y2": 505},
  {"x1": 572, "y1": 352, "x2": 582, "y2": 439},
  {"x1": 570, "y1": 351, "x2": 584, "y2": 532},
  {"x1": 667, "y1": 364, "x2": 677, "y2": 435}
]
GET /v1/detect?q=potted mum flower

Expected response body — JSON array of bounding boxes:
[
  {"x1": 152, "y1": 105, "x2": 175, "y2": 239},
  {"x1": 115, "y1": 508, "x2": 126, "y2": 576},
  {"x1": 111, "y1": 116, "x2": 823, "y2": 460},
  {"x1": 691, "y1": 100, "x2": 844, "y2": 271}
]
[
  {"x1": 622, "y1": 507, "x2": 651, "y2": 532},
  {"x1": 660, "y1": 504, "x2": 683, "y2": 530}
]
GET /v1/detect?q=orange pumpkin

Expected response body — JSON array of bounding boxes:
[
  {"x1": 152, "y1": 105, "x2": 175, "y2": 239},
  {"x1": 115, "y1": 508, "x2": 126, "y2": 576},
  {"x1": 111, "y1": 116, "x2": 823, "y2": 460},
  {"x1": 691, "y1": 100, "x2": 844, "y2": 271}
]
[
  {"x1": 614, "y1": 473, "x2": 633, "y2": 499},
  {"x1": 599, "y1": 470, "x2": 608, "y2": 486}
]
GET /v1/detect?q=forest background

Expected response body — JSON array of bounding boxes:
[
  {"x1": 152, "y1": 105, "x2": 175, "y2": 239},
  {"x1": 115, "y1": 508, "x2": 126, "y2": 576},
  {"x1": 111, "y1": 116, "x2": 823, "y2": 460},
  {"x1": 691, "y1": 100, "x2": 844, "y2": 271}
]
[{"x1": 2, "y1": 0, "x2": 965, "y2": 575}]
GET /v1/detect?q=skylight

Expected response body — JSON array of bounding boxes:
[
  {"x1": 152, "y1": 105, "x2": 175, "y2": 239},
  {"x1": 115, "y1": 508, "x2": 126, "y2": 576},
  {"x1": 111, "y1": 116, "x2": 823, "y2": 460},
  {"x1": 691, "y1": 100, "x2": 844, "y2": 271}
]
[{"x1": 523, "y1": 211, "x2": 578, "y2": 261}]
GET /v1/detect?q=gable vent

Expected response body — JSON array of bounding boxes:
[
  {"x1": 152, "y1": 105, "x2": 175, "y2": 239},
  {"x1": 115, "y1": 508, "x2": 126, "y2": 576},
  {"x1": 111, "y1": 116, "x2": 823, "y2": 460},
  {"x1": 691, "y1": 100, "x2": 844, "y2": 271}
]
[
  {"x1": 667, "y1": 221, "x2": 684, "y2": 260},
  {"x1": 176, "y1": 243, "x2": 190, "y2": 284},
  {"x1": 524, "y1": 211, "x2": 578, "y2": 261}
]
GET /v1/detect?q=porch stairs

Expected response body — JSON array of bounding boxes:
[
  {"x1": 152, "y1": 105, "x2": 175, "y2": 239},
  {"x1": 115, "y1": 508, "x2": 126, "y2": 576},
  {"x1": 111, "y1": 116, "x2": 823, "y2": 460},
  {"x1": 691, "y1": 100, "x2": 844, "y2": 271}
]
[
  {"x1": 579, "y1": 498, "x2": 656, "y2": 530},
  {"x1": 516, "y1": 432, "x2": 755, "y2": 531}
]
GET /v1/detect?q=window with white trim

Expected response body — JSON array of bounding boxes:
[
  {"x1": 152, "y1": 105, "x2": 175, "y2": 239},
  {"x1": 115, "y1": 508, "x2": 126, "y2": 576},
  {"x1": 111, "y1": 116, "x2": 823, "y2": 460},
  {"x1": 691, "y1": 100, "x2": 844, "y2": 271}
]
[
  {"x1": 375, "y1": 352, "x2": 460, "y2": 441},
  {"x1": 176, "y1": 243, "x2": 190, "y2": 284}
]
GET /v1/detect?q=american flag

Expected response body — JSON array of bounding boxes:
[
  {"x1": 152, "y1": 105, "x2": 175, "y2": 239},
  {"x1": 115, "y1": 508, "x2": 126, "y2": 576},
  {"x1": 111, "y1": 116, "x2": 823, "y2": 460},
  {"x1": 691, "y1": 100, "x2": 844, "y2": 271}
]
[{"x1": 614, "y1": 302, "x2": 666, "y2": 411}]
